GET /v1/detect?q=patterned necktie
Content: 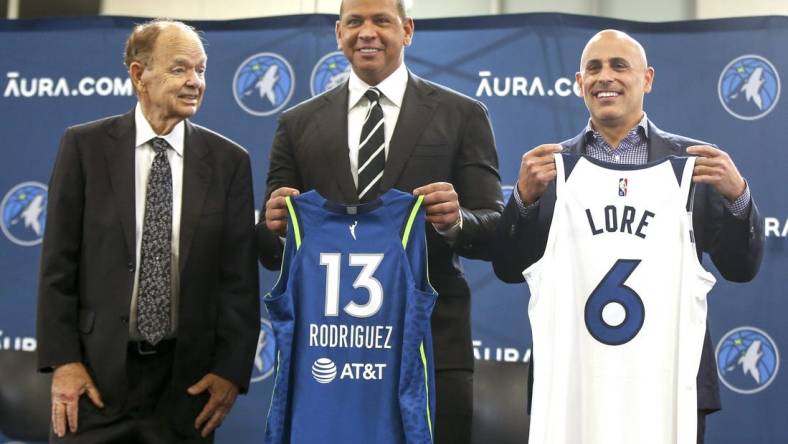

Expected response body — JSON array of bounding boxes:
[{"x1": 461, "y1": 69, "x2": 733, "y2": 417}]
[
  {"x1": 137, "y1": 137, "x2": 173, "y2": 345},
  {"x1": 357, "y1": 87, "x2": 386, "y2": 202}
]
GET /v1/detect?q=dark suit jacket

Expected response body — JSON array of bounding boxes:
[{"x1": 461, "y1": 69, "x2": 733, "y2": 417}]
[
  {"x1": 493, "y1": 121, "x2": 765, "y2": 411},
  {"x1": 257, "y1": 72, "x2": 503, "y2": 371},
  {"x1": 36, "y1": 110, "x2": 260, "y2": 431}
]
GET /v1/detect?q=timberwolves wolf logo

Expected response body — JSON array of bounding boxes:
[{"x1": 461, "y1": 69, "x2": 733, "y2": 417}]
[
  {"x1": 251, "y1": 318, "x2": 277, "y2": 383},
  {"x1": 1, "y1": 181, "x2": 47, "y2": 246},
  {"x1": 310, "y1": 51, "x2": 351, "y2": 96},
  {"x1": 233, "y1": 52, "x2": 295, "y2": 116},
  {"x1": 718, "y1": 55, "x2": 780, "y2": 120},
  {"x1": 716, "y1": 326, "x2": 780, "y2": 394}
]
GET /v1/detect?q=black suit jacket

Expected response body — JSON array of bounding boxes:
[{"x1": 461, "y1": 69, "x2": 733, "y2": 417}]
[
  {"x1": 37, "y1": 110, "x2": 260, "y2": 431},
  {"x1": 493, "y1": 121, "x2": 765, "y2": 411},
  {"x1": 257, "y1": 72, "x2": 503, "y2": 370}
]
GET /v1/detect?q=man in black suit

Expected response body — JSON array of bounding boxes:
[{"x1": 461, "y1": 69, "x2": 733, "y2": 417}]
[
  {"x1": 256, "y1": 0, "x2": 502, "y2": 441},
  {"x1": 37, "y1": 20, "x2": 259, "y2": 443},
  {"x1": 493, "y1": 30, "x2": 764, "y2": 443}
]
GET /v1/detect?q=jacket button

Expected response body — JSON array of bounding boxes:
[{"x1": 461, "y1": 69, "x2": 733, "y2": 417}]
[
  {"x1": 120, "y1": 315, "x2": 129, "y2": 324},
  {"x1": 127, "y1": 262, "x2": 134, "y2": 272}
]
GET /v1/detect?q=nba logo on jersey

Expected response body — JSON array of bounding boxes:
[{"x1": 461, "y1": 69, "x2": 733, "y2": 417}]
[{"x1": 618, "y1": 178, "x2": 628, "y2": 196}]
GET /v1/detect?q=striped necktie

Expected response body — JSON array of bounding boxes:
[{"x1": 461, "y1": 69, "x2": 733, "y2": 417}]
[{"x1": 357, "y1": 87, "x2": 385, "y2": 202}]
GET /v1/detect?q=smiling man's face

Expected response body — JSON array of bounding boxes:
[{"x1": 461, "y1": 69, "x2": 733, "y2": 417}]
[
  {"x1": 335, "y1": 0, "x2": 413, "y2": 85},
  {"x1": 576, "y1": 30, "x2": 654, "y2": 131}
]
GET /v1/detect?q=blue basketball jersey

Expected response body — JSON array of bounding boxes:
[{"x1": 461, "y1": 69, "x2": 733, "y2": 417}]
[{"x1": 264, "y1": 189, "x2": 437, "y2": 444}]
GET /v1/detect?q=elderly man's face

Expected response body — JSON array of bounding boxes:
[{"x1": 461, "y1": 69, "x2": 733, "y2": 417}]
[
  {"x1": 576, "y1": 32, "x2": 653, "y2": 129},
  {"x1": 138, "y1": 26, "x2": 206, "y2": 124},
  {"x1": 336, "y1": 0, "x2": 413, "y2": 85}
]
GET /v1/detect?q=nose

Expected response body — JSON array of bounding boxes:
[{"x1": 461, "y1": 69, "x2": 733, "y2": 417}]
[
  {"x1": 185, "y1": 70, "x2": 203, "y2": 88},
  {"x1": 358, "y1": 19, "x2": 378, "y2": 41}
]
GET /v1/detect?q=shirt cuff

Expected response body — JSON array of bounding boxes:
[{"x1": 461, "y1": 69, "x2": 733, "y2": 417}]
[
  {"x1": 435, "y1": 210, "x2": 463, "y2": 242},
  {"x1": 513, "y1": 181, "x2": 539, "y2": 218},
  {"x1": 723, "y1": 181, "x2": 751, "y2": 220}
]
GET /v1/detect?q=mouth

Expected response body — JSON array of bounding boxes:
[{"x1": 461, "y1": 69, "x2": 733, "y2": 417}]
[
  {"x1": 179, "y1": 94, "x2": 199, "y2": 104},
  {"x1": 356, "y1": 47, "x2": 382, "y2": 55},
  {"x1": 594, "y1": 91, "x2": 621, "y2": 99}
]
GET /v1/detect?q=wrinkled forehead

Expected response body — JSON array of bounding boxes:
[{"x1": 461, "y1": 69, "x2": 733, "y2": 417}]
[{"x1": 154, "y1": 26, "x2": 206, "y2": 60}]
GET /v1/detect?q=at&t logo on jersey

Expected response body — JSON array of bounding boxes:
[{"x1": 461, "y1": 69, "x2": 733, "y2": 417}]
[
  {"x1": 718, "y1": 55, "x2": 780, "y2": 120},
  {"x1": 1, "y1": 181, "x2": 47, "y2": 246},
  {"x1": 312, "y1": 357, "x2": 337, "y2": 384},
  {"x1": 233, "y1": 52, "x2": 295, "y2": 116},
  {"x1": 310, "y1": 51, "x2": 350, "y2": 96},
  {"x1": 251, "y1": 318, "x2": 277, "y2": 383},
  {"x1": 311, "y1": 357, "x2": 386, "y2": 383},
  {"x1": 716, "y1": 326, "x2": 780, "y2": 394}
]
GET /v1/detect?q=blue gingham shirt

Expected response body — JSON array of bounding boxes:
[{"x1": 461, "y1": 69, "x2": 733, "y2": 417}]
[{"x1": 514, "y1": 114, "x2": 751, "y2": 218}]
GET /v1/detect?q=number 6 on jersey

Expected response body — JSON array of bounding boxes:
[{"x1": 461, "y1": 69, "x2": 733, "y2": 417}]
[{"x1": 584, "y1": 259, "x2": 645, "y2": 345}]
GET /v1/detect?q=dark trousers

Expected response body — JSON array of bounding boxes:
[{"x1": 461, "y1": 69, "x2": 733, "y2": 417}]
[
  {"x1": 50, "y1": 341, "x2": 210, "y2": 444},
  {"x1": 435, "y1": 369, "x2": 473, "y2": 444},
  {"x1": 697, "y1": 410, "x2": 708, "y2": 444}
]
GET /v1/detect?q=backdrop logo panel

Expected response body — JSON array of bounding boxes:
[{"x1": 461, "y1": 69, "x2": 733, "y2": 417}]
[
  {"x1": 716, "y1": 326, "x2": 780, "y2": 394},
  {"x1": 310, "y1": 51, "x2": 350, "y2": 96},
  {"x1": 233, "y1": 53, "x2": 295, "y2": 116},
  {"x1": 718, "y1": 55, "x2": 781, "y2": 120},
  {"x1": 251, "y1": 318, "x2": 277, "y2": 383},
  {"x1": 1, "y1": 181, "x2": 47, "y2": 246}
]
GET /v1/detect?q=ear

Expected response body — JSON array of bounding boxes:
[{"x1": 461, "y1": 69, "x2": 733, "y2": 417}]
[
  {"x1": 403, "y1": 17, "x2": 414, "y2": 47},
  {"x1": 129, "y1": 61, "x2": 145, "y2": 93},
  {"x1": 643, "y1": 66, "x2": 655, "y2": 94},
  {"x1": 575, "y1": 71, "x2": 584, "y2": 95},
  {"x1": 335, "y1": 20, "x2": 342, "y2": 50}
]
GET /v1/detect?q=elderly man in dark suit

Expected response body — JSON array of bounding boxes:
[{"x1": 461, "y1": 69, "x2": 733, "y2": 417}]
[
  {"x1": 256, "y1": 0, "x2": 503, "y2": 442},
  {"x1": 37, "y1": 19, "x2": 259, "y2": 443},
  {"x1": 493, "y1": 29, "x2": 764, "y2": 443}
]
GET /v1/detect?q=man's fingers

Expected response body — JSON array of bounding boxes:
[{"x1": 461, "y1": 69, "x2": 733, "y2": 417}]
[
  {"x1": 270, "y1": 187, "x2": 300, "y2": 199},
  {"x1": 194, "y1": 397, "x2": 220, "y2": 430},
  {"x1": 65, "y1": 399, "x2": 78, "y2": 434},
  {"x1": 52, "y1": 400, "x2": 65, "y2": 437},
  {"x1": 200, "y1": 410, "x2": 226, "y2": 437},
  {"x1": 686, "y1": 145, "x2": 720, "y2": 157},
  {"x1": 531, "y1": 144, "x2": 563, "y2": 156},
  {"x1": 419, "y1": 190, "x2": 458, "y2": 207},
  {"x1": 85, "y1": 384, "x2": 104, "y2": 409},
  {"x1": 413, "y1": 182, "x2": 452, "y2": 197}
]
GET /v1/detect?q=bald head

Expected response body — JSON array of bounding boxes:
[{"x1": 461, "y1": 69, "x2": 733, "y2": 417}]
[{"x1": 580, "y1": 30, "x2": 648, "y2": 72}]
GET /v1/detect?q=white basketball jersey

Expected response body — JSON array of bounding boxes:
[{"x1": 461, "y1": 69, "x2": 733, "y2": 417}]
[{"x1": 525, "y1": 154, "x2": 715, "y2": 444}]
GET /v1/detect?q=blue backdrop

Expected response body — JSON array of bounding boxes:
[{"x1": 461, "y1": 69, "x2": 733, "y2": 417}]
[{"x1": 0, "y1": 13, "x2": 785, "y2": 443}]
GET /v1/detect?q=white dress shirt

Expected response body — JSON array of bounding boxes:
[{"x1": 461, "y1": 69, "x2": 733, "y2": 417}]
[
  {"x1": 347, "y1": 63, "x2": 408, "y2": 187},
  {"x1": 129, "y1": 103, "x2": 184, "y2": 341}
]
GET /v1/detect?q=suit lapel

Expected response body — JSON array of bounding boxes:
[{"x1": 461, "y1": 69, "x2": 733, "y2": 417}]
[
  {"x1": 381, "y1": 73, "x2": 438, "y2": 191},
  {"x1": 106, "y1": 111, "x2": 136, "y2": 260},
  {"x1": 318, "y1": 84, "x2": 358, "y2": 203},
  {"x1": 646, "y1": 122, "x2": 681, "y2": 161},
  {"x1": 179, "y1": 120, "x2": 213, "y2": 273}
]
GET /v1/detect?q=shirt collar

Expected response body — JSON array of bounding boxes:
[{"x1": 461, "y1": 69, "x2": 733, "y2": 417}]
[
  {"x1": 134, "y1": 102, "x2": 185, "y2": 157},
  {"x1": 348, "y1": 63, "x2": 409, "y2": 111},
  {"x1": 583, "y1": 112, "x2": 650, "y2": 143}
]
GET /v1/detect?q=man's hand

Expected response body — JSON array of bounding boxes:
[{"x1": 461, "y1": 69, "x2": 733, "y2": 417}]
[
  {"x1": 264, "y1": 187, "x2": 300, "y2": 236},
  {"x1": 516, "y1": 144, "x2": 563, "y2": 204},
  {"x1": 413, "y1": 182, "x2": 460, "y2": 232},
  {"x1": 51, "y1": 362, "x2": 104, "y2": 438},
  {"x1": 188, "y1": 373, "x2": 239, "y2": 438},
  {"x1": 687, "y1": 145, "x2": 747, "y2": 202}
]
